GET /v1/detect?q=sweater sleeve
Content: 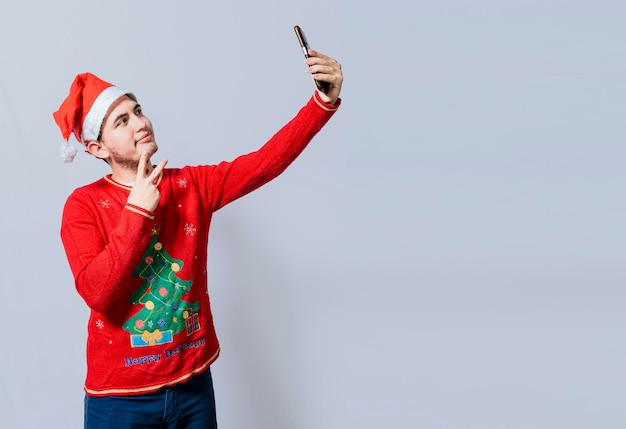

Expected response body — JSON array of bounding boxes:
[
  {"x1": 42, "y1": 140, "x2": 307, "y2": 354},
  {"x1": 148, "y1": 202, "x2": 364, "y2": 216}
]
[
  {"x1": 60, "y1": 193, "x2": 155, "y2": 314},
  {"x1": 206, "y1": 93, "x2": 341, "y2": 210}
]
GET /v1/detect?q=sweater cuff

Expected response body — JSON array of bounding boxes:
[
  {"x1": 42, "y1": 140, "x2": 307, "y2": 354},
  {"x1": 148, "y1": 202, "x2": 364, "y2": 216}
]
[
  {"x1": 313, "y1": 91, "x2": 341, "y2": 112},
  {"x1": 124, "y1": 204, "x2": 155, "y2": 220}
]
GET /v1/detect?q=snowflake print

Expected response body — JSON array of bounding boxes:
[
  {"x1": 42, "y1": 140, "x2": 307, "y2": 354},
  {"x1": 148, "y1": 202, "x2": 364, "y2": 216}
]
[
  {"x1": 177, "y1": 177, "x2": 188, "y2": 188},
  {"x1": 147, "y1": 320, "x2": 154, "y2": 329},
  {"x1": 96, "y1": 320, "x2": 104, "y2": 329},
  {"x1": 98, "y1": 199, "x2": 111, "y2": 209},
  {"x1": 184, "y1": 223, "x2": 197, "y2": 236}
]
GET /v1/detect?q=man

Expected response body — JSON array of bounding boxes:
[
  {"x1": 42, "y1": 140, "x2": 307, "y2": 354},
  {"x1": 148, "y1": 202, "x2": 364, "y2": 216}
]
[{"x1": 54, "y1": 49, "x2": 342, "y2": 428}]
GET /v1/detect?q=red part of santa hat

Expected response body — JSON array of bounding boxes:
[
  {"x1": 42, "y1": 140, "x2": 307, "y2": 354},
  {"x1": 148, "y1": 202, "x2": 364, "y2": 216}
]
[{"x1": 53, "y1": 72, "x2": 133, "y2": 144}]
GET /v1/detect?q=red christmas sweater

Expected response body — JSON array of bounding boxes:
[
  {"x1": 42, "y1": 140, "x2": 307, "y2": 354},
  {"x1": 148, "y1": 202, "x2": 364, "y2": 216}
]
[{"x1": 61, "y1": 93, "x2": 340, "y2": 396}]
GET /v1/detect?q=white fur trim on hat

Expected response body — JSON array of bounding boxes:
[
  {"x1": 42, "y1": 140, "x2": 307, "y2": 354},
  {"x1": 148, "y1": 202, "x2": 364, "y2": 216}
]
[{"x1": 81, "y1": 86, "x2": 129, "y2": 142}]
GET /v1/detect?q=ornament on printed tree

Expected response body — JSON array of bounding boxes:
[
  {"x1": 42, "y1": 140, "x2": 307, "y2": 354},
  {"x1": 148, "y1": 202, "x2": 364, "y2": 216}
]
[{"x1": 123, "y1": 234, "x2": 201, "y2": 347}]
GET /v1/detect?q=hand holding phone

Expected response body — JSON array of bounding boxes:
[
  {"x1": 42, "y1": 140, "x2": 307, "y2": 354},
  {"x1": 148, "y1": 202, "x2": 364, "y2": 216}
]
[{"x1": 294, "y1": 25, "x2": 331, "y2": 94}]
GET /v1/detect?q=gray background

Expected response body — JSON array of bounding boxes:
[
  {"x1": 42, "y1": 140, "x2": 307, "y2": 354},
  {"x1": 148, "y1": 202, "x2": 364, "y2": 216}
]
[{"x1": 1, "y1": 0, "x2": 624, "y2": 428}]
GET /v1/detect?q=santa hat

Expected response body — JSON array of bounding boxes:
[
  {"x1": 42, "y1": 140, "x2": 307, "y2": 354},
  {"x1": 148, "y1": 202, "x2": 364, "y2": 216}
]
[{"x1": 53, "y1": 72, "x2": 134, "y2": 162}]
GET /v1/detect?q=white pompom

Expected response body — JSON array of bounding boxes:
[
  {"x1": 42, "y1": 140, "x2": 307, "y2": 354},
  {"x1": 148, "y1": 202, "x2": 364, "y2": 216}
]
[{"x1": 60, "y1": 142, "x2": 78, "y2": 163}]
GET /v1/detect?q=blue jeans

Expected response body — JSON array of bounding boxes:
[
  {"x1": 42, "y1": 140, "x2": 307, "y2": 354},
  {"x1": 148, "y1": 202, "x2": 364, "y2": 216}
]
[{"x1": 84, "y1": 369, "x2": 217, "y2": 429}]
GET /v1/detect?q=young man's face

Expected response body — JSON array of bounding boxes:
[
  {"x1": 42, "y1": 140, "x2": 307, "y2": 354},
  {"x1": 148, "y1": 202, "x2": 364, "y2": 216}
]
[{"x1": 98, "y1": 95, "x2": 158, "y2": 170}]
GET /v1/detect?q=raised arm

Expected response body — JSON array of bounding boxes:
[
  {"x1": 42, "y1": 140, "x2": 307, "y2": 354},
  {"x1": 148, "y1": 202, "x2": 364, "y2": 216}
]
[{"x1": 200, "y1": 50, "x2": 343, "y2": 210}]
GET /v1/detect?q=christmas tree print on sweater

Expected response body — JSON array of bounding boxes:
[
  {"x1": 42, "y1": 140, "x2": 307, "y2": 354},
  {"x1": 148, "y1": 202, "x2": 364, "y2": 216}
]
[{"x1": 123, "y1": 234, "x2": 201, "y2": 347}]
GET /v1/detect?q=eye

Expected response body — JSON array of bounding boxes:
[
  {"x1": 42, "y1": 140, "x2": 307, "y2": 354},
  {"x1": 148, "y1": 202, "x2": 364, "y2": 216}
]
[{"x1": 135, "y1": 106, "x2": 143, "y2": 116}]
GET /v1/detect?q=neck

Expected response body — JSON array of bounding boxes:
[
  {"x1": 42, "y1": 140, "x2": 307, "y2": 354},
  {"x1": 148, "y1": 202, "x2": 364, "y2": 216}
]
[{"x1": 110, "y1": 159, "x2": 154, "y2": 186}]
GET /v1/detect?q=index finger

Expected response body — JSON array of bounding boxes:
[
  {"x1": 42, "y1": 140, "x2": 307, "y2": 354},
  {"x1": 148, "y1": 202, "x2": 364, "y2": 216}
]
[
  {"x1": 148, "y1": 158, "x2": 168, "y2": 182},
  {"x1": 136, "y1": 151, "x2": 148, "y2": 178},
  {"x1": 308, "y1": 49, "x2": 323, "y2": 58},
  {"x1": 305, "y1": 50, "x2": 337, "y2": 67}
]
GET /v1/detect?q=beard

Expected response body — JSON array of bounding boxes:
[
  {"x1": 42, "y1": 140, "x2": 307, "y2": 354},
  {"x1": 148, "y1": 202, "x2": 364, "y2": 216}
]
[{"x1": 108, "y1": 143, "x2": 158, "y2": 172}]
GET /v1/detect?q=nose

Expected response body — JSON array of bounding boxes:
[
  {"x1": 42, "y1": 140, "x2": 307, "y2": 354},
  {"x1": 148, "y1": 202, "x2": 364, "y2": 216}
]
[{"x1": 131, "y1": 113, "x2": 150, "y2": 131}]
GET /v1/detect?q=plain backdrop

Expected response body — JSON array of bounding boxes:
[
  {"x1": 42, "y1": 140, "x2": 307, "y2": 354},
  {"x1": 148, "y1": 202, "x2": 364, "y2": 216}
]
[{"x1": 1, "y1": 1, "x2": 625, "y2": 428}]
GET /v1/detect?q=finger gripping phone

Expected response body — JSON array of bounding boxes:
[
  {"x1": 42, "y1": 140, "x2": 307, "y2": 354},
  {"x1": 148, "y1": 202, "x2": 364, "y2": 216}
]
[{"x1": 294, "y1": 25, "x2": 330, "y2": 94}]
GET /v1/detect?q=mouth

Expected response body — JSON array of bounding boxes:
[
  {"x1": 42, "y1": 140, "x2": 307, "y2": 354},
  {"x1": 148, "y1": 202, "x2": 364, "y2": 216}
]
[{"x1": 136, "y1": 131, "x2": 153, "y2": 145}]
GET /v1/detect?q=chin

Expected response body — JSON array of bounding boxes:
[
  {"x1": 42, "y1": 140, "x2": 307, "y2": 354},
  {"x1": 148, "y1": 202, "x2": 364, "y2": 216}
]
[{"x1": 143, "y1": 143, "x2": 158, "y2": 157}]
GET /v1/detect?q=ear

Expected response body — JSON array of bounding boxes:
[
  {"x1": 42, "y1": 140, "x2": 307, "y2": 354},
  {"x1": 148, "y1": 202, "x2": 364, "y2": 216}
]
[{"x1": 85, "y1": 140, "x2": 110, "y2": 161}]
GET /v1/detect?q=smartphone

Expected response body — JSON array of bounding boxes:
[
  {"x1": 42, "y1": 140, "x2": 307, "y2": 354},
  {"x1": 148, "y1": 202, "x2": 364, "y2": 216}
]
[{"x1": 294, "y1": 25, "x2": 330, "y2": 94}]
